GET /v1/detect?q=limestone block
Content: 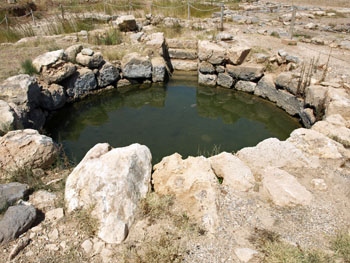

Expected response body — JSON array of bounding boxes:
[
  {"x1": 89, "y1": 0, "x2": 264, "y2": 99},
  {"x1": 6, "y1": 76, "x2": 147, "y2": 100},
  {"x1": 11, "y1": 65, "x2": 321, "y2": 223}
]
[
  {"x1": 209, "y1": 152, "x2": 255, "y2": 192},
  {"x1": 152, "y1": 153, "x2": 219, "y2": 232},
  {"x1": 262, "y1": 167, "x2": 312, "y2": 206},
  {"x1": 65, "y1": 143, "x2": 152, "y2": 244}
]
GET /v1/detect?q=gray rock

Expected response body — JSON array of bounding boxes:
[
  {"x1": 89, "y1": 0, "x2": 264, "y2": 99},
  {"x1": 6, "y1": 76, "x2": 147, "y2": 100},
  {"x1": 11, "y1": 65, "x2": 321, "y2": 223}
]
[
  {"x1": 76, "y1": 52, "x2": 104, "y2": 69},
  {"x1": 216, "y1": 65, "x2": 225, "y2": 73},
  {"x1": 0, "y1": 183, "x2": 29, "y2": 212},
  {"x1": 32, "y1": 49, "x2": 64, "y2": 72},
  {"x1": 226, "y1": 45, "x2": 251, "y2": 65},
  {"x1": 305, "y1": 85, "x2": 328, "y2": 117},
  {"x1": 255, "y1": 53, "x2": 269, "y2": 63},
  {"x1": 0, "y1": 100, "x2": 15, "y2": 135},
  {"x1": 0, "y1": 74, "x2": 40, "y2": 109},
  {"x1": 216, "y1": 32, "x2": 234, "y2": 41},
  {"x1": 339, "y1": 40, "x2": 350, "y2": 50},
  {"x1": 167, "y1": 39, "x2": 198, "y2": 49},
  {"x1": 145, "y1": 32, "x2": 165, "y2": 52},
  {"x1": 171, "y1": 59, "x2": 198, "y2": 71},
  {"x1": 66, "y1": 68, "x2": 97, "y2": 99},
  {"x1": 81, "y1": 48, "x2": 94, "y2": 56},
  {"x1": 65, "y1": 143, "x2": 152, "y2": 244},
  {"x1": 64, "y1": 44, "x2": 83, "y2": 62},
  {"x1": 234, "y1": 80, "x2": 256, "y2": 93},
  {"x1": 286, "y1": 55, "x2": 300, "y2": 64},
  {"x1": 278, "y1": 49, "x2": 288, "y2": 58},
  {"x1": 97, "y1": 62, "x2": 120, "y2": 88},
  {"x1": 276, "y1": 89, "x2": 304, "y2": 116},
  {"x1": 114, "y1": 15, "x2": 137, "y2": 32},
  {"x1": 0, "y1": 74, "x2": 41, "y2": 129},
  {"x1": 40, "y1": 83, "x2": 67, "y2": 110},
  {"x1": 275, "y1": 71, "x2": 300, "y2": 95},
  {"x1": 217, "y1": 72, "x2": 234, "y2": 88},
  {"x1": 199, "y1": 61, "x2": 216, "y2": 74},
  {"x1": 300, "y1": 108, "x2": 316, "y2": 128},
  {"x1": 151, "y1": 57, "x2": 167, "y2": 83},
  {"x1": 198, "y1": 40, "x2": 226, "y2": 65},
  {"x1": 226, "y1": 64, "x2": 264, "y2": 82},
  {"x1": 198, "y1": 72, "x2": 217, "y2": 86},
  {"x1": 254, "y1": 74, "x2": 279, "y2": 102},
  {"x1": 0, "y1": 203, "x2": 37, "y2": 244},
  {"x1": 168, "y1": 48, "x2": 197, "y2": 60},
  {"x1": 121, "y1": 52, "x2": 152, "y2": 79}
]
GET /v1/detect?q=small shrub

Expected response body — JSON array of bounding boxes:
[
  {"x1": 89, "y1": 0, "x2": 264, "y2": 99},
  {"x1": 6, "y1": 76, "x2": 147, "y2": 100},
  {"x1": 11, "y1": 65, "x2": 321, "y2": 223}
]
[
  {"x1": 72, "y1": 206, "x2": 99, "y2": 238},
  {"x1": 90, "y1": 28, "x2": 123, "y2": 46},
  {"x1": 21, "y1": 59, "x2": 38, "y2": 75},
  {"x1": 270, "y1": 31, "x2": 280, "y2": 38}
]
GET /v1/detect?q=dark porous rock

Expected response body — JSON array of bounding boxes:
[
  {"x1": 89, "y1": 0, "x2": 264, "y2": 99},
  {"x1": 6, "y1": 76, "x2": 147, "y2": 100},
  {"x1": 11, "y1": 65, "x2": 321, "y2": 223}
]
[
  {"x1": 0, "y1": 183, "x2": 29, "y2": 212},
  {"x1": 121, "y1": 52, "x2": 152, "y2": 79},
  {"x1": 40, "y1": 83, "x2": 67, "y2": 111},
  {"x1": 97, "y1": 62, "x2": 120, "y2": 88},
  {"x1": 199, "y1": 61, "x2": 216, "y2": 74},
  {"x1": 0, "y1": 203, "x2": 37, "y2": 244},
  {"x1": 226, "y1": 64, "x2": 264, "y2": 82},
  {"x1": 217, "y1": 72, "x2": 234, "y2": 88},
  {"x1": 65, "y1": 68, "x2": 97, "y2": 99}
]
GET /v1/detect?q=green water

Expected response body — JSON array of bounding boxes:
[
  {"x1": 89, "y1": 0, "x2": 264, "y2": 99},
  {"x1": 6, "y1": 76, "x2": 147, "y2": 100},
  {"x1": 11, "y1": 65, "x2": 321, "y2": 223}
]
[{"x1": 45, "y1": 73, "x2": 301, "y2": 164}]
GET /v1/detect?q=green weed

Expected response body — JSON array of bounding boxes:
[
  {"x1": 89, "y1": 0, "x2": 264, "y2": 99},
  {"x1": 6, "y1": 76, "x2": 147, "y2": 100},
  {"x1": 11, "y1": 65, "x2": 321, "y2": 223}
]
[{"x1": 21, "y1": 59, "x2": 38, "y2": 75}]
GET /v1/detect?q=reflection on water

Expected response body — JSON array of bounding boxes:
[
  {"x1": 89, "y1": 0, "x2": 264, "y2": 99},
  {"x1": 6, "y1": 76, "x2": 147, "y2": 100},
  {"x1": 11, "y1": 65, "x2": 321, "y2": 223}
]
[{"x1": 45, "y1": 73, "x2": 301, "y2": 164}]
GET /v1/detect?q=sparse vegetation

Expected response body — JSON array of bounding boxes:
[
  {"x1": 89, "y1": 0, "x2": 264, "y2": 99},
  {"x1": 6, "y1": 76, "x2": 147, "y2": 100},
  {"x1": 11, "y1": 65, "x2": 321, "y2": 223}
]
[
  {"x1": 71, "y1": 206, "x2": 99, "y2": 238},
  {"x1": 90, "y1": 27, "x2": 123, "y2": 46},
  {"x1": 330, "y1": 230, "x2": 350, "y2": 262},
  {"x1": 250, "y1": 228, "x2": 350, "y2": 263},
  {"x1": 21, "y1": 58, "x2": 38, "y2": 75},
  {"x1": 197, "y1": 144, "x2": 221, "y2": 157}
]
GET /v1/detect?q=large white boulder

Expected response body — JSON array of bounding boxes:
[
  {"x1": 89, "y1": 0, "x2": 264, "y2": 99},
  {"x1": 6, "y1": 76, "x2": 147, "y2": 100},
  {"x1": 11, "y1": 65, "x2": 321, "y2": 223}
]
[
  {"x1": 152, "y1": 153, "x2": 219, "y2": 233},
  {"x1": 287, "y1": 128, "x2": 349, "y2": 167},
  {"x1": 236, "y1": 137, "x2": 318, "y2": 177},
  {"x1": 261, "y1": 167, "x2": 312, "y2": 206},
  {"x1": 65, "y1": 143, "x2": 152, "y2": 244},
  {"x1": 209, "y1": 152, "x2": 255, "y2": 192}
]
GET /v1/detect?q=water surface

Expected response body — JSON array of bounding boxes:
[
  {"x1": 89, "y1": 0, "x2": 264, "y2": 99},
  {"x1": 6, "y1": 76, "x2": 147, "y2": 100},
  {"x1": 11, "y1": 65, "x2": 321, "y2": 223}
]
[{"x1": 45, "y1": 73, "x2": 301, "y2": 164}]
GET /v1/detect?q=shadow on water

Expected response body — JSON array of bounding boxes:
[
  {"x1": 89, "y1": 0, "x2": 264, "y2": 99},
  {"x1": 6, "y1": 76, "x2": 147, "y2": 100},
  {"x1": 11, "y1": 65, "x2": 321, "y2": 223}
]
[{"x1": 45, "y1": 73, "x2": 301, "y2": 164}]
